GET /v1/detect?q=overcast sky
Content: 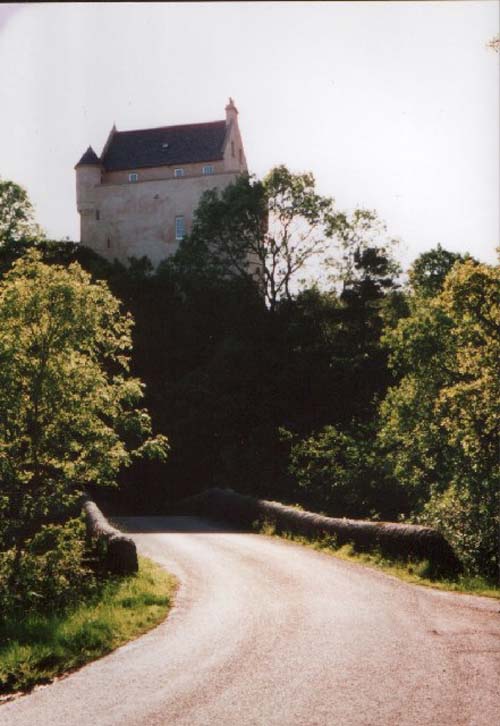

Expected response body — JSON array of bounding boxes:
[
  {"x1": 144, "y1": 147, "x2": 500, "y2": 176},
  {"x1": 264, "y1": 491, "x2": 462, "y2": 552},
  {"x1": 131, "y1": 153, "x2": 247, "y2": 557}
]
[{"x1": 0, "y1": 1, "x2": 498, "y2": 269}]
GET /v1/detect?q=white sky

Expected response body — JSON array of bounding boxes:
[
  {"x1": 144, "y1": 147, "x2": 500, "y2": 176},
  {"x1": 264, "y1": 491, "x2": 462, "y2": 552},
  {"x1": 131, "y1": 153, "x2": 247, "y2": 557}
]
[{"x1": 0, "y1": 1, "x2": 498, "y2": 269}]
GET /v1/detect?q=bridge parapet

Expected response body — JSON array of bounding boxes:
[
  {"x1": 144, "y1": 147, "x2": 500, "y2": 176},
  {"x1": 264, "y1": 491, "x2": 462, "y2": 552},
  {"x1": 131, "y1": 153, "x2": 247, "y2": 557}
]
[{"x1": 83, "y1": 498, "x2": 138, "y2": 575}]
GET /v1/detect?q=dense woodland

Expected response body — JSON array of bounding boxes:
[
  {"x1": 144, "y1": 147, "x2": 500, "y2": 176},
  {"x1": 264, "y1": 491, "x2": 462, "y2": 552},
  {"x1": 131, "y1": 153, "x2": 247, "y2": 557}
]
[{"x1": 0, "y1": 168, "x2": 498, "y2": 618}]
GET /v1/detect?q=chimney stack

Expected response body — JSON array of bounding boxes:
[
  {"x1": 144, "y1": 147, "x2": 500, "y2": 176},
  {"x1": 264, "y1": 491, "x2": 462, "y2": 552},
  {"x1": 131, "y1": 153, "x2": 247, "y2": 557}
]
[{"x1": 225, "y1": 97, "x2": 238, "y2": 126}]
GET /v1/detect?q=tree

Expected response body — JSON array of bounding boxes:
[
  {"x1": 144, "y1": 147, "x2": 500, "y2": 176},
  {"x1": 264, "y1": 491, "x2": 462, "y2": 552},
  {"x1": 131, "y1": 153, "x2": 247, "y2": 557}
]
[
  {"x1": 263, "y1": 165, "x2": 335, "y2": 307},
  {"x1": 322, "y1": 211, "x2": 403, "y2": 421},
  {"x1": 407, "y1": 244, "x2": 467, "y2": 298},
  {"x1": 0, "y1": 250, "x2": 168, "y2": 555},
  {"x1": 379, "y1": 259, "x2": 500, "y2": 579},
  {"x1": 0, "y1": 178, "x2": 44, "y2": 246},
  {"x1": 159, "y1": 175, "x2": 405, "y2": 506},
  {"x1": 286, "y1": 423, "x2": 401, "y2": 519},
  {"x1": 486, "y1": 34, "x2": 499, "y2": 53},
  {"x1": 325, "y1": 208, "x2": 398, "y2": 289},
  {"x1": 173, "y1": 167, "x2": 336, "y2": 311}
]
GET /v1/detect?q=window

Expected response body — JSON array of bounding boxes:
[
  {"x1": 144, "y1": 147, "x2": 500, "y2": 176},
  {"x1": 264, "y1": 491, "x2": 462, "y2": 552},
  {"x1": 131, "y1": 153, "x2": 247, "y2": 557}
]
[
  {"x1": 239, "y1": 149, "x2": 243, "y2": 164},
  {"x1": 174, "y1": 168, "x2": 184, "y2": 177},
  {"x1": 175, "y1": 216, "x2": 185, "y2": 241},
  {"x1": 231, "y1": 141, "x2": 235, "y2": 157},
  {"x1": 202, "y1": 165, "x2": 214, "y2": 175},
  {"x1": 107, "y1": 238, "x2": 111, "y2": 249},
  {"x1": 128, "y1": 172, "x2": 138, "y2": 183},
  {"x1": 95, "y1": 210, "x2": 100, "y2": 221}
]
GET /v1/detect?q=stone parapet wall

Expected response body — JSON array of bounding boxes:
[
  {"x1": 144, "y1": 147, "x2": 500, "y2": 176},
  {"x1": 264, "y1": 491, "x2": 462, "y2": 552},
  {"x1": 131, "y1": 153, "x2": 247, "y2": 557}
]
[
  {"x1": 178, "y1": 488, "x2": 461, "y2": 575},
  {"x1": 83, "y1": 499, "x2": 138, "y2": 575}
]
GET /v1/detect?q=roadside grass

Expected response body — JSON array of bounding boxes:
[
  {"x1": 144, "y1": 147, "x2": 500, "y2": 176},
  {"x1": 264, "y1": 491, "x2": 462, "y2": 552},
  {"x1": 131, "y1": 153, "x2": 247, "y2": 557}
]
[
  {"x1": 256, "y1": 520, "x2": 500, "y2": 599},
  {"x1": 0, "y1": 557, "x2": 176, "y2": 697}
]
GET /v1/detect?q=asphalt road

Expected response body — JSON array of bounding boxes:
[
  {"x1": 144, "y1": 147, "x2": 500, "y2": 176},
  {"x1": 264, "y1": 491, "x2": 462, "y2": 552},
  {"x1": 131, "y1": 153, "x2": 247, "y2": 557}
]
[{"x1": 2, "y1": 516, "x2": 500, "y2": 726}]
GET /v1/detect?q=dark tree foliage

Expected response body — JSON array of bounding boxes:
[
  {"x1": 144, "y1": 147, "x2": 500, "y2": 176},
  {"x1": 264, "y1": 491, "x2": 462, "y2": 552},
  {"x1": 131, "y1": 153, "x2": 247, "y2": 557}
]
[
  {"x1": 408, "y1": 244, "x2": 468, "y2": 298},
  {"x1": 2, "y1": 178, "x2": 496, "y2": 580},
  {"x1": 68, "y1": 243, "x2": 402, "y2": 515},
  {"x1": 176, "y1": 169, "x2": 335, "y2": 311},
  {"x1": 0, "y1": 174, "x2": 405, "y2": 518}
]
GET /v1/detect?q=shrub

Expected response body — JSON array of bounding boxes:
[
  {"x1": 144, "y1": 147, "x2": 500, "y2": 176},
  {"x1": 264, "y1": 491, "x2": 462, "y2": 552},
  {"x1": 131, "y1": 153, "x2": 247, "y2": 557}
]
[
  {"x1": 287, "y1": 424, "x2": 402, "y2": 519},
  {"x1": 0, "y1": 519, "x2": 95, "y2": 620},
  {"x1": 419, "y1": 483, "x2": 499, "y2": 579}
]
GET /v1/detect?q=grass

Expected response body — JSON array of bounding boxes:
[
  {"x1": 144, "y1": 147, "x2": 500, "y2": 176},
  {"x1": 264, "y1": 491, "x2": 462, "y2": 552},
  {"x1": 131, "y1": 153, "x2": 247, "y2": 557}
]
[
  {"x1": 0, "y1": 557, "x2": 176, "y2": 697},
  {"x1": 256, "y1": 520, "x2": 500, "y2": 599}
]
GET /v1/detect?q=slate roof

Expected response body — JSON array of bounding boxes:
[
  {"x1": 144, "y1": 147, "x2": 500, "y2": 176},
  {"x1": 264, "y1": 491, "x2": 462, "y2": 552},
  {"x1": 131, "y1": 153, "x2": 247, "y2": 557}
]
[
  {"x1": 75, "y1": 146, "x2": 101, "y2": 167},
  {"x1": 100, "y1": 120, "x2": 228, "y2": 172}
]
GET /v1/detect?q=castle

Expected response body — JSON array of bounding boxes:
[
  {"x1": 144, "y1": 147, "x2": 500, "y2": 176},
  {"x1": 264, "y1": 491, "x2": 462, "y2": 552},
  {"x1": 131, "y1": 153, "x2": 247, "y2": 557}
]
[{"x1": 75, "y1": 99, "x2": 247, "y2": 266}]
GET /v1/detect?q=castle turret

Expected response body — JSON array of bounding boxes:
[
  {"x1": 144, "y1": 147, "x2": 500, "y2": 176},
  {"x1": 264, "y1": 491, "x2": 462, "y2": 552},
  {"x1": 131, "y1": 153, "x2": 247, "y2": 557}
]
[
  {"x1": 75, "y1": 146, "x2": 102, "y2": 244},
  {"x1": 75, "y1": 146, "x2": 101, "y2": 214}
]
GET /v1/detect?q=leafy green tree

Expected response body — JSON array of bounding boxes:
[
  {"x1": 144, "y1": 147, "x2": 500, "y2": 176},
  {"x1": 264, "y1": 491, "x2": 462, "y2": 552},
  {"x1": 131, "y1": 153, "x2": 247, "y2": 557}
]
[
  {"x1": 170, "y1": 173, "x2": 266, "y2": 282},
  {"x1": 118, "y1": 188, "x2": 403, "y2": 507},
  {"x1": 379, "y1": 259, "x2": 500, "y2": 579},
  {"x1": 407, "y1": 244, "x2": 467, "y2": 298},
  {"x1": 263, "y1": 165, "x2": 335, "y2": 307},
  {"x1": 0, "y1": 250, "x2": 168, "y2": 556},
  {"x1": 0, "y1": 178, "x2": 44, "y2": 246},
  {"x1": 325, "y1": 208, "x2": 399, "y2": 292},
  {"x1": 287, "y1": 426, "x2": 368, "y2": 516},
  {"x1": 285, "y1": 422, "x2": 404, "y2": 519},
  {"x1": 326, "y1": 220, "x2": 403, "y2": 422},
  {"x1": 173, "y1": 167, "x2": 336, "y2": 311}
]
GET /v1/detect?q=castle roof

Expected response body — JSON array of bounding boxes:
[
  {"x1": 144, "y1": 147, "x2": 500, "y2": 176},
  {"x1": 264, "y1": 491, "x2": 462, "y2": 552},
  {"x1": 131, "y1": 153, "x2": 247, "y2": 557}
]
[
  {"x1": 75, "y1": 146, "x2": 101, "y2": 167},
  {"x1": 100, "y1": 120, "x2": 228, "y2": 172}
]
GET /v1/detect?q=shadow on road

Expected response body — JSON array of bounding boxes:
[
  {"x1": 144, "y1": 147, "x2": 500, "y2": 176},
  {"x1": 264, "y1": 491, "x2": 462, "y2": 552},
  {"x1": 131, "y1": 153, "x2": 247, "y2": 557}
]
[{"x1": 112, "y1": 515, "x2": 249, "y2": 535}]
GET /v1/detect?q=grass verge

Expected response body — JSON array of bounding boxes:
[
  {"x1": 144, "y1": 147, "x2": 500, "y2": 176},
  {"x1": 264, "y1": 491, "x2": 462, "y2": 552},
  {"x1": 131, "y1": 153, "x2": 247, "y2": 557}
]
[
  {"x1": 0, "y1": 556, "x2": 176, "y2": 697},
  {"x1": 256, "y1": 521, "x2": 500, "y2": 599}
]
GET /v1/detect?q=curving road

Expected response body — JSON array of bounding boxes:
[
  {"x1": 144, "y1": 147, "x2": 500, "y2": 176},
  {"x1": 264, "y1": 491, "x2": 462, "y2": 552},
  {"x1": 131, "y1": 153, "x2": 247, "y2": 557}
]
[{"x1": 2, "y1": 516, "x2": 500, "y2": 726}]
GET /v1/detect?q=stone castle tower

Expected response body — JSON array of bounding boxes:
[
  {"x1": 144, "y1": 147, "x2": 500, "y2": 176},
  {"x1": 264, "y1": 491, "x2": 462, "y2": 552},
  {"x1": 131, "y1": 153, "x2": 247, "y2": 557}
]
[{"x1": 75, "y1": 99, "x2": 247, "y2": 266}]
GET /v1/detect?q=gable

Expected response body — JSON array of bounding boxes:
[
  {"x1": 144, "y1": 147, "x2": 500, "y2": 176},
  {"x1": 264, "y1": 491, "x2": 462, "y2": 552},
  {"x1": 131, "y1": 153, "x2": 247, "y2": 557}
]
[{"x1": 101, "y1": 120, "x2": 228, "y2": 172}]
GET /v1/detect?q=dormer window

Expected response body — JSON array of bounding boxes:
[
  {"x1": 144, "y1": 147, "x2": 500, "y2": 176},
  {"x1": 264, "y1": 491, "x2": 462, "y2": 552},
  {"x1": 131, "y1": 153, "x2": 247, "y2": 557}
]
[
  {"x1": 129, "y1": 173, "x2": 138, "y2": 183},
  {"x1": 174, "y1": 168, "x2": 184, "y2": 178},
  {"x1": 202, "y1": 165, "x2": 214, "y2": 175}
]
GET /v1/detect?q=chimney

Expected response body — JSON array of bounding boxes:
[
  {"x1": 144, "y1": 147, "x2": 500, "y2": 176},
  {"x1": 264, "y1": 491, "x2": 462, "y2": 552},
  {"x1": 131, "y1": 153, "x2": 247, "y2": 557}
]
[{"x1": 225, "y1": 97, "x2": 238, "y2": 126}]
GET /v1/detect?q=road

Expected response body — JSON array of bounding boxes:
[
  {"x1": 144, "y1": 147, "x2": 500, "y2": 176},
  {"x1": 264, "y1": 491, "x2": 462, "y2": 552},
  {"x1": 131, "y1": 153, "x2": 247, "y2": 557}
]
[{"x1": 2, "y1": 516, "x2": 500, "y2": 726}]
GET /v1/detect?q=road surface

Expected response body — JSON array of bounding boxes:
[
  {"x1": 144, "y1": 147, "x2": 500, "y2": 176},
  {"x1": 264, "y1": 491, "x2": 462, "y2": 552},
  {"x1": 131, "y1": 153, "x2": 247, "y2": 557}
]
[{"x1": 2, "y1": 515, "x2": 500, "y2": 725}]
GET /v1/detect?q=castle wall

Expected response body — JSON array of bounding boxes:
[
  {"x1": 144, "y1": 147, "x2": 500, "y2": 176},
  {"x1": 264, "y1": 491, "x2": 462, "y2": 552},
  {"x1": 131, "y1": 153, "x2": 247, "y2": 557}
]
[
  {"x1": 80, "y1": 170, "x2": 241, "y2": 266},
  {"x1": 102, "y1": 159, "x2": 229, "y2": 186}
]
